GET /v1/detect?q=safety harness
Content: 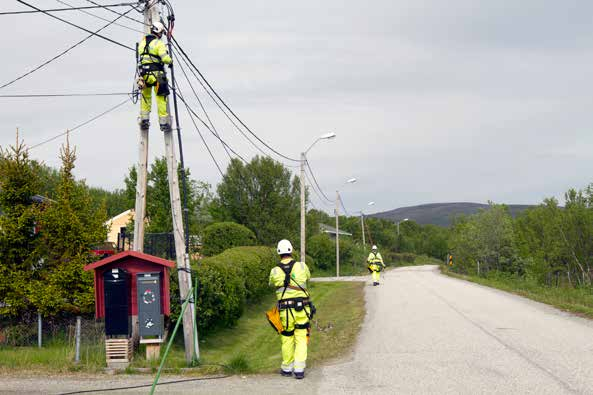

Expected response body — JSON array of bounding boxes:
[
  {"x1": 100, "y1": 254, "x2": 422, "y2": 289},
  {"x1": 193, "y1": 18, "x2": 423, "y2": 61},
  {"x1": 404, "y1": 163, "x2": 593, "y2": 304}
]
[
  {"x1": 268, "y1": 260, "x2": 316, "y2": 337},
  {"x1": 138, "y1": 35, "x2": 169, "y2": 96},
  {"x1": 368, "y1": 253, "x2": 384, "y2": 272}
]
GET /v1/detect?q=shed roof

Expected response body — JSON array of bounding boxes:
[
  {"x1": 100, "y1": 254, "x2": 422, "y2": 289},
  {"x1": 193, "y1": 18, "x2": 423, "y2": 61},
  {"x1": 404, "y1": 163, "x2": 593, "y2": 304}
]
[{"x1": 84, "y1": 250, "x2": 175, "y2": 272}]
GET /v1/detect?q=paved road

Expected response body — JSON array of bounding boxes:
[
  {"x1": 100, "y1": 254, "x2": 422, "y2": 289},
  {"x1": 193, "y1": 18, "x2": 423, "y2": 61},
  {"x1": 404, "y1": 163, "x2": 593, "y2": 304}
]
[{"x1": 3, "y1": 265, "x2": 593, "y2": 394}]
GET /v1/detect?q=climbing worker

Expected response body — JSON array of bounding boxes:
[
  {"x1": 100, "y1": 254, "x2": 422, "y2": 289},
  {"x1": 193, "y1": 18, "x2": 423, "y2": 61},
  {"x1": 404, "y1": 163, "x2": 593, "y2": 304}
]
[
  {"x1": 268, "y1": 239, "x2": 315, "y2": 379},
  {"x1": 367, "y1": 245, "x2": 385, "y2": 286},
  {"x1": 137, "y1": 21, "x2": 173, "y2": 132}
]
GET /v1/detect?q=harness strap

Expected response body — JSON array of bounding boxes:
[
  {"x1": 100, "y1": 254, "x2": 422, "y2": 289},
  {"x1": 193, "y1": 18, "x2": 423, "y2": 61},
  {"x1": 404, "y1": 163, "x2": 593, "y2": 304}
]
[
  {"x1": 281, "y1": 329, "x2": 295, "y2": 337},
  {"x1": 294, "y1": 322, "x2": 310, "y2": 330}
]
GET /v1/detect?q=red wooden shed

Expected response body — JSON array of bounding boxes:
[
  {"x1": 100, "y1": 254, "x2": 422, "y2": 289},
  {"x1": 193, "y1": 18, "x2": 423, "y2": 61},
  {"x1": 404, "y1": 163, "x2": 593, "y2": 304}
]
[{"x1": 84, "y1": 251, "x2": 174, "y2": 319}]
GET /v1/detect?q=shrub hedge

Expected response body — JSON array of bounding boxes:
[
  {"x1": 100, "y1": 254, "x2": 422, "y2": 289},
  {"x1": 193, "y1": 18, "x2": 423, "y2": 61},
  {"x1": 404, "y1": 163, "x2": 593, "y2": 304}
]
[
  {"x1": 170, "y1": 245, "x2": 316, "y2": 334},
  {"x1": 201, "y1": 222, "x2": 256, "y2": 256}
]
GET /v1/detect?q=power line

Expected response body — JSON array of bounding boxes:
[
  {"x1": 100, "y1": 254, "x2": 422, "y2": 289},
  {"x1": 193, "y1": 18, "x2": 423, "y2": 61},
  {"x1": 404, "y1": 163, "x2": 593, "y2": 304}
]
[
  {"x1": 172, "y1": 50, "x2": 233, "y2": 161},
  {"x1": 84, "y1": 0, "x2": 147, "y2": 27},
  {"x1": 338, "y1": 193, "x2": 351, "y2": 216},
  {"x1": 0, "y1": 4, "x2": 136, "y2": 90},
  {"x1": 304, "y1": 159, "x2": 333, "y2": 203},
  {"x1": 304, "y1": 170, "x2": 333, "y2": 208},
  {"x1": 171, "y1": 37, "x2": 300, "y2": 163},
  {"x1": 54, "y1": 0, "x2": 144, "y2": 33},
  {"x1": 15, "y1": 0, "x2": 134, "y2": 51},
  {"x1": 0, "y1": 92, "x2": 131, "y2": 98},
  {"x1": 0, "y1": 2, "x2": 139, "y2": 15},
  {"x1": 176, "y1": 92, "x2": 249, "y2": 164},
  {"x1": 29, "y1": 98, "x2": 131, "y2": 150},
  {"x1": 175, "y1": 84, "x2": 225, "y2": 177},
  {"x1": 171, "y1": 44, "x2": 274, "y2": 161}
]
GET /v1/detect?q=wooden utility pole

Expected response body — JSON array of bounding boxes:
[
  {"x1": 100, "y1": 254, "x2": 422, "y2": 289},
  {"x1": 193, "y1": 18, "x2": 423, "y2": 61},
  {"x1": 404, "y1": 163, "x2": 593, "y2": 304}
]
[
  {"x1": 336, "y1": 190, "x2": 340, "y2": 278},
  {"x1": 133, "y1": 0, "x2": 198, "y2": 363},
  {"x1": 300, "y1": 152, "x2": 306, "y2": 262}
]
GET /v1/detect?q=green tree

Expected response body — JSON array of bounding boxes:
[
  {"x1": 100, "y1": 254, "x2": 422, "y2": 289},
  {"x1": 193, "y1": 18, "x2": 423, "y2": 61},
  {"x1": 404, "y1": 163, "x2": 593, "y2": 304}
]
[
  {"x1": 0, "y1": 138, "x2": 42, "y2": 317},
  {"x1": 123, "y1": 157, "x2": 212, "y2": 235},
  {"x1": 212, "y1": 156, "x2": 300, "y2": 245},
  {"x1": 28, "y1": 139, "x2": 107, "y2": 315}
]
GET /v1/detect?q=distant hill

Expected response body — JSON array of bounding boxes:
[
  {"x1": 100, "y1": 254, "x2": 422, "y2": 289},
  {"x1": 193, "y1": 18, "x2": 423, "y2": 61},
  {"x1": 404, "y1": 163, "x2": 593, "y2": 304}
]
[{"x1": 371, "y1": 202, "x2": 533, "y2": 227}]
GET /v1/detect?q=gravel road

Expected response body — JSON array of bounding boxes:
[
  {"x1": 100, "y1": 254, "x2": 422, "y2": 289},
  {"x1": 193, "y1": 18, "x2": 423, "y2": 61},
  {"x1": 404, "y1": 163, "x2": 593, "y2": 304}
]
[{"x1": 3, "y1": 265, "x2": 593, "y2": 394}]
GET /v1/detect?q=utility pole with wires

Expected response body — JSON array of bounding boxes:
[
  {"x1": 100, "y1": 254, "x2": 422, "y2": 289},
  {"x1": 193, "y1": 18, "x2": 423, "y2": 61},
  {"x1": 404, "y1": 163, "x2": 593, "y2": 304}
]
[
  {"x1": 335, "y1": 190, "x2": 340, "y2": 278},
  {"x1": 133, "y1": 0, "x2": 198, "y2": 363}
]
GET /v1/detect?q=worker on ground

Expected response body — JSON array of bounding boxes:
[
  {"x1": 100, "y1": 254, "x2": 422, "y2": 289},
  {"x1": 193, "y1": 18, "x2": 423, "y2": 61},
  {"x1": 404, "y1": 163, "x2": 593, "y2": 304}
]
[
  {"x1": 269, "y1": 239, "x2": 315, "y2": 379},
  {"x1": 137, "y1": 21, "x2": 173, "y2": 132},
  {"x1": 367, "y1": 245, "x2": 385, "y2": 286}
]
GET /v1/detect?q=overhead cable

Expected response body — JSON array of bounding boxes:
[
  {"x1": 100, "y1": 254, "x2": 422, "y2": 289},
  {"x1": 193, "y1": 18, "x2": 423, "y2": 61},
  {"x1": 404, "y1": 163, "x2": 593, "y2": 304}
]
[
  {"x1": 304, "y1": 159, "x2": 333, "y2": 203},
  {"x1": 175, "y1": 84, "x2": 225, "y2": 177},
  {"x1": 15, "y1": 0, "x2": 134, "y2": 51},
  {"x1": 29, "y1": 98, "x2": 131, "y2": 150},
  {"x1": 54, "y1": 0, "x2": 144, "y2": 33},
  {"x1": 0, "y1": 2, "x2": 138, "y2": 15},
  {"x1": 171, "y1": 44, "x2": 274, "y2": 161},
  {"x1": 0, "y1": 5, "x2": 136, "y2": 90},
  {"x1": 84, "y1": 0, "x2": 147, "y2": 27},
  {"x1": 171, "y1": 37, "x2": 300, "y2": 163},
  {"x1": 0, "y1": 92, "x2": 131, "y2": 98},
  {"x1": 304, "y1": 170, "x2": 333, "y2": 208},
  {"x1": 172, "y1": 50, "x2": 233, "y2": 160},
  {"x1": 176, "y1": 92, "x2": 249, "y2": 164}
]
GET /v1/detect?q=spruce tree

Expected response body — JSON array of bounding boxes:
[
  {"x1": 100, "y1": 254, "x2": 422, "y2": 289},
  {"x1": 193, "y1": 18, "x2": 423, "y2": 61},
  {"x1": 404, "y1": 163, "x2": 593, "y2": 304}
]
[
  {"x1": 29, "y1": 137, "x2": 107, "y2": 315},
  {"x1": 0, "y1": 135, "x2": 41, "y2": 317}
]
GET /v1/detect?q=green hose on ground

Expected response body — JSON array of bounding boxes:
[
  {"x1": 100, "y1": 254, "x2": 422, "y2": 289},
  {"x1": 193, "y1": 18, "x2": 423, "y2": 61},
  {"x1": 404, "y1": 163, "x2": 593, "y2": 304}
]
[{"x1": 150, "y1": 285, "x2": 193, "y2": 395}]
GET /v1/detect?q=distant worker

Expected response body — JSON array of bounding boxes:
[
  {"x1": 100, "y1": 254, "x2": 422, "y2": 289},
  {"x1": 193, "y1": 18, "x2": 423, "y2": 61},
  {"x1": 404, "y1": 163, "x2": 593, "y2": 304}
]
[
  {"x1": 367, "y1": 245, "x2": 385, "y2": 286},
  {"x1": 268, "y1": 239, "x2": 315, "y2": 379},
  {"x1": 137, "y1": 22, "x2": 173, "y2": 132}
]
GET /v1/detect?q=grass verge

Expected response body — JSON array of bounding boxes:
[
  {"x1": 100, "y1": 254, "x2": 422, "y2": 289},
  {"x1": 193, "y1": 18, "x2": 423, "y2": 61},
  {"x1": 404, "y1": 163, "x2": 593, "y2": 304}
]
[
  {"x1": 441, "y1": 266, "x2": 593, "y2": 319},
  {"x1": 0, "y1": 282, "x2": 365, "y2": 375}
]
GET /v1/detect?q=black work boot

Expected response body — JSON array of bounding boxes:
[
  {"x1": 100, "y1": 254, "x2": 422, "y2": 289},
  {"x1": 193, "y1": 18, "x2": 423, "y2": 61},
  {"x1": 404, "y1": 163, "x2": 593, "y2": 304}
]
[
  {"x1": 280, "y1": 369, "x2": 292, "y2": 377},
  {"x1": 294, "y1": 371, "x2": 304, "y2": 380},
  {"x1": 139, "y1": 118, "x2": 150, "y2": 130}
]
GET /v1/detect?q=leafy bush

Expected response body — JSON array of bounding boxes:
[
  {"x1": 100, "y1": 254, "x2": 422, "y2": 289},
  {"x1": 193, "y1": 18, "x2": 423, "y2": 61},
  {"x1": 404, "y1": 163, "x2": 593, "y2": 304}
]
[
  {"x1": 389, "y1": 253, "x2": 417, "y2": 264},
  {"x1": 201, "y1": 222, "x2": 256, "y2": 256},
  {"x1": 307, "y1": 234, "x2": 335, "y2": 270},
  {"x1": 172, "y1": 246, "x2": 280, "y2": 334},
  {"x1": 307, "y1": 234, "x2": 354, "y2": 270}
]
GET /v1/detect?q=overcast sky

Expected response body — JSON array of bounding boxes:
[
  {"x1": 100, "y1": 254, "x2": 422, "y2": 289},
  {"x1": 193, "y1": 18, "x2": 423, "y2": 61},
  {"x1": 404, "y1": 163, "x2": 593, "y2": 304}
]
[{"x1": 2, "y1": 0, "x2": 593, "y2": 215}]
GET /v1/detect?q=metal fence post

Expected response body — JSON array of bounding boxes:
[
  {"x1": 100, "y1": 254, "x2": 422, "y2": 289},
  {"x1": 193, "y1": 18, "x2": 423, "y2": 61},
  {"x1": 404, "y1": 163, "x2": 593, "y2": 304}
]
[
  {"x1": 75, "y1": 316, "x2": 82, "y2": 363},
  {"x1": 37, "y1": 312, "x2": 42, "y2": 348}
]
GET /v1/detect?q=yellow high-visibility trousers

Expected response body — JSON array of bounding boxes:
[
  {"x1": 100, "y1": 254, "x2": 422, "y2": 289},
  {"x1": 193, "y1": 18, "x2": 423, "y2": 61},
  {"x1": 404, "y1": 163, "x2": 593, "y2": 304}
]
[
  {"x1": 372, "y1": 270, "x2": 381, "y2": 283},
  {"x1": 140, "y1": 85, "x2": 168, "y2": 118},
  {"x1": 279, "y1": 307, "x2": 309, "y2": 373}
]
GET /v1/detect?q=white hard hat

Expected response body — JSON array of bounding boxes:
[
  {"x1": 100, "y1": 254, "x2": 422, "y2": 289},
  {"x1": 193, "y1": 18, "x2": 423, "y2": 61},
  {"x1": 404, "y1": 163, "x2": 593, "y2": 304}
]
[
  {"x1": 372, "y1": 245, "x2": 378, "y2": 250},
  {"x1": 151, "y1": 22, "x2": 166, "y2": 35},
  {"x1": 277, "y1": 239, "x2": 293, "y2": 255}
]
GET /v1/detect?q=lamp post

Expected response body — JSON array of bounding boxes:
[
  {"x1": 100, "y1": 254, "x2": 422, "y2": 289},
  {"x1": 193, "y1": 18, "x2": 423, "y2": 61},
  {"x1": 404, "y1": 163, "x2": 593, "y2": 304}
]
[
  {"x1": 336, "y1": 178, "x2": 357, "y2": 277},
  {"x1": 361, "y1": 201, "x2": 375, "y2": 251},
  {"x1": 300, "y1": 132, "x2": 336, "y2": 263},
  {"x1": 397, "y1": 218, "x2": 409, "y2": 236}
]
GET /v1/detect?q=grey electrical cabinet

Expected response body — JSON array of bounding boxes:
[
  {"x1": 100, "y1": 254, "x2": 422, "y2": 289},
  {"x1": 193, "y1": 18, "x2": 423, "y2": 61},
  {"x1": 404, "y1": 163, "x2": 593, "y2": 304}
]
[{"x1": 137, "y1": 272, "x2": 163, "y2": 337}]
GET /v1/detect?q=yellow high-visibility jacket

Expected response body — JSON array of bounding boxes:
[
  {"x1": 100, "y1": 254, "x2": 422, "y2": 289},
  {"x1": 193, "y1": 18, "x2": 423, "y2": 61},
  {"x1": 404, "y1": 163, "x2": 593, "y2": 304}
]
[
  {"x1": 138, "y1": 35, "x2": 172, "y2": 65},
  {"x1": 367, "y1": 252, "x2": 384, "y2": 265},
  {"x1": 269, "y1": 258, "x2": 311, "y2": 300}
]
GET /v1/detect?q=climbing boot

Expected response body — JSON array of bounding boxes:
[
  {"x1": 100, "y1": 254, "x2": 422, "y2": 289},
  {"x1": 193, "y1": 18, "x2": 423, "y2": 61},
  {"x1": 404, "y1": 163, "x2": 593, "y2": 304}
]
[
  {"x1": 294, "y1": 371, "x2": 304, "y2": 380},
  {"x1": 138, "y1": 117, "x2": 150, "y2": 130},
  {"x1": 280, "y1": 369, "x2": 292, "y2": 377},
  {"x1": 159, "y1": 116, "x2": 172, "y2": 133}
]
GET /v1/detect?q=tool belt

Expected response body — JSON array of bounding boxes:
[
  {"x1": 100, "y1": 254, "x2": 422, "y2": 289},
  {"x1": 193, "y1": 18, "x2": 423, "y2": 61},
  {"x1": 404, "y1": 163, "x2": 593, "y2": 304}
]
[
  {"x1": 139, "y1": 62, "x2": 165, "y2": 75},
  {"x1": 277, "y1": 297, "x2": 310, "y2": 311}
]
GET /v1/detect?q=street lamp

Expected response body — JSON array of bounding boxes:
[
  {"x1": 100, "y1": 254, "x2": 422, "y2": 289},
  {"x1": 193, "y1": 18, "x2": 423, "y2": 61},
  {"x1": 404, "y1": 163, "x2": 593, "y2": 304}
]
[
  {"x1": 361, "y1": 201, "x2": 375, "y2": 250},
  {"x1": 335, "y1": 178, "x2": 357, "y2": 277},
  {"x1": 300, "y1": 132, "x2": 336, "y2": 263},
  {"x1": 397, "y1": 218, "x2": 409, "y2": 235}
]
